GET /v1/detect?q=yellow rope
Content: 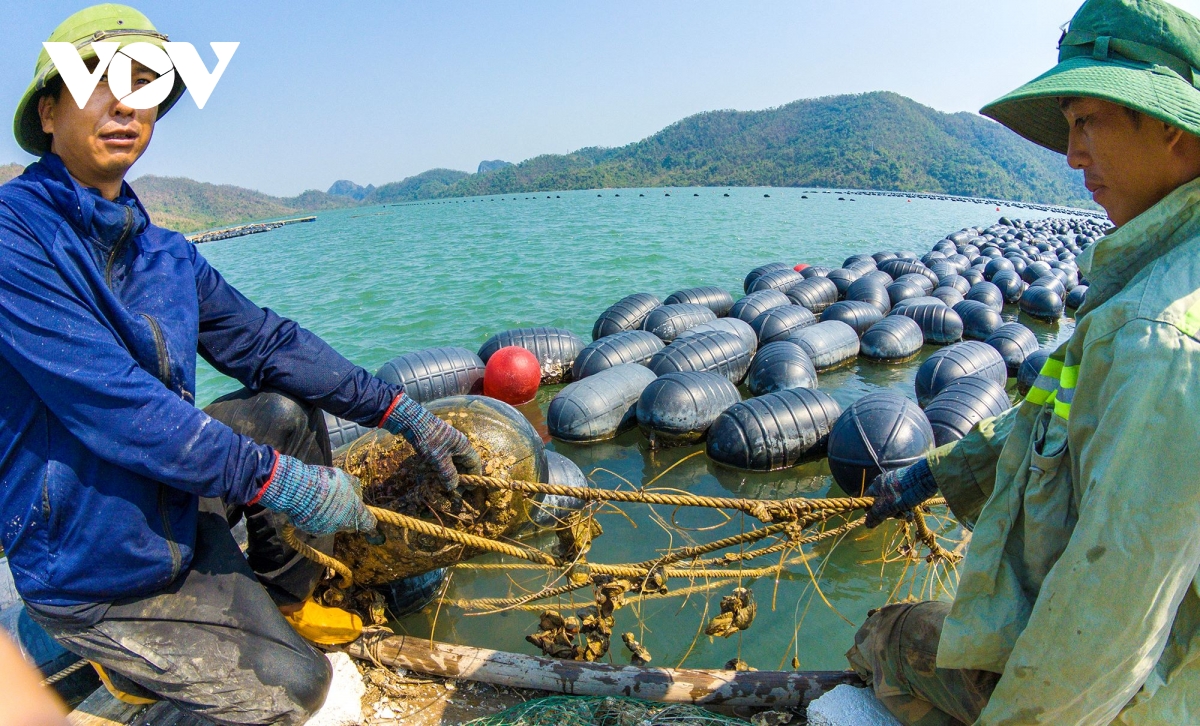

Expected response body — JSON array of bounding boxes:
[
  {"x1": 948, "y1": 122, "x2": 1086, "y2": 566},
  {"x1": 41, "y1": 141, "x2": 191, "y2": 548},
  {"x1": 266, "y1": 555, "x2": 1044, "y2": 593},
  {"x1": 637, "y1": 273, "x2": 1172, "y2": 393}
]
[
  {"x1": 457, "y1": 473, "x2": 877, "y2": 522},
  {"x1": 283, "y1": 471, "x2": 950, "y2": 591}
]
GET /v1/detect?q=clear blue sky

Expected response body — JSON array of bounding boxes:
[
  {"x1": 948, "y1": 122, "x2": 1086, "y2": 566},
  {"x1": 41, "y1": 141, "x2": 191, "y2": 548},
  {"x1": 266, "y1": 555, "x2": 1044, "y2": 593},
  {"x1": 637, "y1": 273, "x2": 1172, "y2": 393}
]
[{"x1": 3, "y1": 1, "x2": 1197, "y2": 196}]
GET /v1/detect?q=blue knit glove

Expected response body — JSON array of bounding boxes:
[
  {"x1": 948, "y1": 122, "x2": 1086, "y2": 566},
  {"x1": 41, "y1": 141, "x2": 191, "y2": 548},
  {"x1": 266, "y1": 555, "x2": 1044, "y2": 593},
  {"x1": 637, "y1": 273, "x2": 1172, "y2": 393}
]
[
  {"x1": 382, "y1": 395, "x2": 482, "y2": 491},
  {"x1": 257, "y1": 455, "x2": 377, "y2": 536},
  {"x1": 865, "y1": 459, "x2": 938, "y2": 528}
]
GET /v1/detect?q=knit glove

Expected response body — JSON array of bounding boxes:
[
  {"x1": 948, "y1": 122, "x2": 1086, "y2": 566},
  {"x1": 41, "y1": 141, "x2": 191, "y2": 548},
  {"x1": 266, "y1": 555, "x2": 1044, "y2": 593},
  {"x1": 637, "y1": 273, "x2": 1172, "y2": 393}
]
[
  {"x1": 381, "y1": 394, "x2": 482, "y2": 491},
  {"x1": 864, "y1": 459, "x2": 938, "y2": 528},
  {"x1": 256, "y1": 455, "x2": 378, "y2": 536}
]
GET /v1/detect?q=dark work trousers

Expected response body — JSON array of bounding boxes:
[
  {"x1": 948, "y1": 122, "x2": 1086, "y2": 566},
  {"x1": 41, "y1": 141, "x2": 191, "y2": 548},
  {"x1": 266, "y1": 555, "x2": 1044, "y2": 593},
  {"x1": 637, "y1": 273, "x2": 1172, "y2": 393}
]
[{"x1": 28, "y1": 389, "x2": 339, "y2": 725}]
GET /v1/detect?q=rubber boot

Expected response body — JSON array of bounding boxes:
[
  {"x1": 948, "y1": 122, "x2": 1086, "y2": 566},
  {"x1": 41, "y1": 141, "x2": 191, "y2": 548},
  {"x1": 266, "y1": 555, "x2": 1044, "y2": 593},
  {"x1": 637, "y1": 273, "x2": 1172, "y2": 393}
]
[
  {"x1": 91, "y1": 662, "x2": 157, "y2": 705},
  {"x1": 281, "y1": 598, "x2": 363, "y2": 646}
]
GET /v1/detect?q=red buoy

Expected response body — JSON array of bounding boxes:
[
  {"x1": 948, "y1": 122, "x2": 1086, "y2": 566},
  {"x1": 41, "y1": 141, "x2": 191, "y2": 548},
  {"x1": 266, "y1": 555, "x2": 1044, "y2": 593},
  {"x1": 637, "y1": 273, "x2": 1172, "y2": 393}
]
[
  {"x1": 483, "y1": 346, "x2": 541, "y2": 405},
  {"x1": 793, "y1": 263, "x2": 809, "y2": 272}
]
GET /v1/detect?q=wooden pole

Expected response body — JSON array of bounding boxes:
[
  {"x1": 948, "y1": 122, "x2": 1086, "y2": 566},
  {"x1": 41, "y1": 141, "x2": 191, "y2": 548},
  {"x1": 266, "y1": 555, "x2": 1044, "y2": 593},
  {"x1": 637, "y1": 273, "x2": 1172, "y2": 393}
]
[{"x1": 342, "y1": 634, "x2": 864, "y2": 708}]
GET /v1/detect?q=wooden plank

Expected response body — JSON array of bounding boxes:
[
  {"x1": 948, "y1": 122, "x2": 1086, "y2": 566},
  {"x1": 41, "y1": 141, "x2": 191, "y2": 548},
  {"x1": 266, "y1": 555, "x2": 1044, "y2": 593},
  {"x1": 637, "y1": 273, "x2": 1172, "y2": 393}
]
[
  {"x1": 67, "y1": 687, "x2": 146, "y2": 726},
  {"x1": 68, "y1": 687, "x2": 213, "y2": 725},
  {"x1": 343, "y1": 635, "x2": 863, "y2": 708}
]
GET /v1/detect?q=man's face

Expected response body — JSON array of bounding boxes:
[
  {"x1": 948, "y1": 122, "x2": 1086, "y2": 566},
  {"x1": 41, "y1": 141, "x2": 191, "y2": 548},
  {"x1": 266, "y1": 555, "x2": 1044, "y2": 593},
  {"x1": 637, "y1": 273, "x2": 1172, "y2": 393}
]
[
  {"x1": 37, "y1": 57, "x2": 158, "y2": 187},
  {"x1": 1062, "y1": 97, "x2": 1188, "y2": 226}
]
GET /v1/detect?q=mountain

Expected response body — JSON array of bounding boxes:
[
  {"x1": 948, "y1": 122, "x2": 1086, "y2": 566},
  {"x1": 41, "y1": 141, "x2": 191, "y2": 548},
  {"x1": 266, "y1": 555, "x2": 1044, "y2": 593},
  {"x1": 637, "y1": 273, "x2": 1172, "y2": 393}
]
[
  {"x1": 0, "y1": 163, "x2": 23, "y2": 185},
  {"x1": 129, "y1": 176, "x2": 355, "y2": 233},
  {"x1": 441, "y1": 92, "x2": 1090, "y2": 205},
  {"x1": 360, "y1": 168, "x2": 471, "y2": 204},
  {"x1": 477, "y1": 159, "x2": 514, "y2": 174},
  {"x1": 327, "y1": 179, "x2": 375, "y2": 200},
  {"x1": 0, "y1": 91, "x2": 1093, "y2": 234}
]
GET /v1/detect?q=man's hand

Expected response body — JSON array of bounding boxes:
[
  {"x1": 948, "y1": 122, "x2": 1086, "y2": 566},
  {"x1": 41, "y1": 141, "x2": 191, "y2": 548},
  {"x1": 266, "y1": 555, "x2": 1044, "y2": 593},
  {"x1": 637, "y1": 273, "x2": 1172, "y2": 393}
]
[
  {"x1": 381, "y1": 394, "x2": 483, "y2": 491},
  {"x1": 865, "y1": 459, "x2": 938, "y2": 528},
  {"x1": 257, "y1": 455, "x2": 377, "y2": 536}
]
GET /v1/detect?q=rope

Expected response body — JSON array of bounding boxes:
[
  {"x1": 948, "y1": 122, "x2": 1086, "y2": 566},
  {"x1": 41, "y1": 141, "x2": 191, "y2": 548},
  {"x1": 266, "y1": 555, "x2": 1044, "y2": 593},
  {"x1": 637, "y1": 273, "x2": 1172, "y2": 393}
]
[
  {"x1": 457, "y1": 474, "x2": 875, "y2": 522},
  {"x1": 283, "y1": 524, "x2": 354, "y2": 588},
  {"x1": 40, "y1": 658, "x2": 90, "y2": 686},
  {"x1": 282, "y1": 472, "x2": 951, "y2": 591}
]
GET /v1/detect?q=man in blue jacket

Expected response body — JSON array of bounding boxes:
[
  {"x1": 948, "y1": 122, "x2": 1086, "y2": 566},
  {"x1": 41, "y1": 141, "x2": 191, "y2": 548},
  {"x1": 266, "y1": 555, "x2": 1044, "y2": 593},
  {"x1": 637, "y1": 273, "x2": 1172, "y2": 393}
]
[{"x1": 0, "y1": 5, "x2": 480, "y2": 723}]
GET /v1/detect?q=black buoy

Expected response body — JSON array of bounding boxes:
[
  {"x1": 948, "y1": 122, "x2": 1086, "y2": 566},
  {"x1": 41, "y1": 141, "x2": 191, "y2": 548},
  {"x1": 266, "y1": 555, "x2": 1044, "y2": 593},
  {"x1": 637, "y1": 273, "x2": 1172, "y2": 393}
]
[
  {"x1": 478, "y1": 327, "x2": 585, "y2": 384},
  {"x1": 747, "y1": 268, "x2": 805, "y2": 295},
  {"x1": 825, "y1": 268, "x2": 861, "y2": 297},
  {"x1": 886, "y1": 279, "x2": 926, "y2": 307},
  {"x1": 788, "y1": 320, "x2": 860, "y2": 370},
  {"x1": 890, "y1": 302, "x2": 963, "y2": 345},
  {"x1": 547, "y1": 364, "x2": 658, "y2": 442},
  {"x1": 821, "y1": 300, "x2": 885, "y2": 336},
  {"x1": 528, "y1": 451, "x2": 590, "y2": 528},
  {"x1": 991, "y1": 269, "x2": 1024, "y2": 304},
  {"x1": 983, "y1": 257, "x2": 1015, "y2": 281},
  {"x1": 571, "y1": 330, "x2": 665, "y2": 379},
  {"x1": 677, "y1": 318, "x2": 759, "y2": 356},
  {"x1": 592, "y1": 292, "x2": 663, "y2": 340},
  {"x1": 636, "y1": 371, "x2": 741, "y2": 447},
  {"x1": 846, "y1": 278, "x2": 892, "y2": 314},
  {"x1": 953, "y1": 299, "x2": 1004, "y2": 340},
  {"x1": 324, "y1": 412, "x2": 372, "y2": 450},
  {"x1": 914, "y1": 341, "x2": 1008, "y2": 406},
  {"x1": 706, "y1": 388, "x2": 842, "y2": 471},
  {"x1": 750, "y1": 304, "x2": 817, "y2": 343},
  {"x1": 648, "y1": 329, "x2": 755, "y2": 383},
  {"x1": 860, "y1": 315, "x2": 924, "y2": 362},
  {"x1": 1017, "y1": 347, "x2": 1053, "y2": 397},
  {"x1": 730, "y1": 290, "x2": 791, "y2": 322},
  {"x1": 785, "y1": 276, "x2": 840, "y2": 313},
  {"x1": 925, "y1": 376, "x2": 1012, "y2": 446},
  {"x1": 931, "y1": 286, "x2": 965, "y2": 307},
  {"x1": 827, "y1": 391, "x2": 935, "y2": 496},
  {"x1": 984, "y1": 322, "x2": 1039, "y2": 375},
  {"x1": 1065, "y1": 284, "x2": 1088, "y2": 310},
  {"x1": 746, "y1": 340, "x2": 818, "y2": 395},
  {"x1": 800, "y1": 265, "x2": 833, "y2": 279},
  {"x1": 965, "y1": 282, "x2": 1005, "y2": 313},
  {"x1": 743, "y1": 262, "x2": 794, "y2": 293},
  {"x1": 641, "y1": 303, "x2": 718, "y2": 342},
  {"x1": 377, "y1": 346, "x2": 487, "y2": 402},
  {"x1": 664, "y1": 286, "x2": 735, "y2": 317},
  {"x1": 1019, "y1": 284, "x2": 1065, "y2": 322}
]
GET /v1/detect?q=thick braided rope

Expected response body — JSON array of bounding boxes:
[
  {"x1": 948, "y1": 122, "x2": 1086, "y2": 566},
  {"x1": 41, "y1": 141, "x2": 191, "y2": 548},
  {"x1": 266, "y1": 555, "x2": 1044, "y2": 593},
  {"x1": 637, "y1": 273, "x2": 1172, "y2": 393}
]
[
  {"x1": 367, "y1": 507, "x2": 561, "y2": 567},
  {"x1": 458, "y1": 474, "x2": 874, "y2": 521},
  {"x1": 282, "y1": 524, "x2": 354, "y2": 588}
]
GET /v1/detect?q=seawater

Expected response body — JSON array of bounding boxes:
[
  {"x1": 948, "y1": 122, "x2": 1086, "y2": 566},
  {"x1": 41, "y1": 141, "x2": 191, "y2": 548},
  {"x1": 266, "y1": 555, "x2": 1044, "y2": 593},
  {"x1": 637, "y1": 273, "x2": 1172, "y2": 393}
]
[{"x1": 197, "y1": 186, "x2": 1079, "y2": 671}]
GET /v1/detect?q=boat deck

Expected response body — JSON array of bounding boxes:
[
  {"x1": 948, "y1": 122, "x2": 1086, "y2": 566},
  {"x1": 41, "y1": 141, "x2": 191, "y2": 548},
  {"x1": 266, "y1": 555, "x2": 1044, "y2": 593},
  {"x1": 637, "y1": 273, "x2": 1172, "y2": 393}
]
[{"x1": 69, "y1": 688, "x2": 210, "y2": 725}]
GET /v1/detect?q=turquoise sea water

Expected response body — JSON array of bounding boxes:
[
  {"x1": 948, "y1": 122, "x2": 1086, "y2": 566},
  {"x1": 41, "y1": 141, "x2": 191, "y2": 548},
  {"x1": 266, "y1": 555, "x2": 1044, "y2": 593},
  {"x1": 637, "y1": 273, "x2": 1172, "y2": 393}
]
[{"x1": 197, "y1": 186, "x2": 1080, "y2": 672}]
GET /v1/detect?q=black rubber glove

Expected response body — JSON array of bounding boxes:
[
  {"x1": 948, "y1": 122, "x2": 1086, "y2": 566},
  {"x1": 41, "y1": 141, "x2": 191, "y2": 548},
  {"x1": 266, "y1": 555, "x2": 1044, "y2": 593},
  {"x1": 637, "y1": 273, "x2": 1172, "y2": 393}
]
[{"x1": 864, "y1": 459, "x2": 938, "y2": 528}]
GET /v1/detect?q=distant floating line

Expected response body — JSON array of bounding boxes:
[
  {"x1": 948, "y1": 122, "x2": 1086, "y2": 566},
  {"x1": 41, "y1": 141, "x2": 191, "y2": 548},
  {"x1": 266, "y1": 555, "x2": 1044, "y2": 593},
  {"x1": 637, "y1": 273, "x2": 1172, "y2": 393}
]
[{"x1": 187, "y1": 216, "x2": 315, "y2": 244}]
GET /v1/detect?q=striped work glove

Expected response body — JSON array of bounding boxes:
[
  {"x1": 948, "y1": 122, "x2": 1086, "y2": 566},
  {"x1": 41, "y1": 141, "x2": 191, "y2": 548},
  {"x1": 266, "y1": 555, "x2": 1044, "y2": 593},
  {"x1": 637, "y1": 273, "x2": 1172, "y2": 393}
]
[
  {"x1": 865, "y1": 459, "x2": 938, "y2": 528},
  {"x1": 256, "y1": 455, "x2": 377, "y2": 536},
  {"x1": 381, "y1": 394, "x2": 482, "y2": 491}
]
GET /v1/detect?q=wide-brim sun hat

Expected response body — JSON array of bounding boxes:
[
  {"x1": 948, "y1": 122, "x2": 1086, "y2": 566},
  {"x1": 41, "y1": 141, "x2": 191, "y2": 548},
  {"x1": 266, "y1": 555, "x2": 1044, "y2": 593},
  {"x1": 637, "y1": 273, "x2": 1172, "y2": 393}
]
[
  {"x1": 981, "y1": 0, "x2": 1200, "y2": 154},
  {"x1": 14, "y1": 3, "x2": 185, "y2": 156}
]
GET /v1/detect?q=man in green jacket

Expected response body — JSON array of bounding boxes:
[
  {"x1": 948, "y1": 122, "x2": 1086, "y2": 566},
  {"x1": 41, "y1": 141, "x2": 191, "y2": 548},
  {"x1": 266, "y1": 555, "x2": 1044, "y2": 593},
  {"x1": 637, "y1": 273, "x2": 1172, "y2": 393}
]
[{"x1": 849, "y1": 0, "x2": 1200, "y2": 723}]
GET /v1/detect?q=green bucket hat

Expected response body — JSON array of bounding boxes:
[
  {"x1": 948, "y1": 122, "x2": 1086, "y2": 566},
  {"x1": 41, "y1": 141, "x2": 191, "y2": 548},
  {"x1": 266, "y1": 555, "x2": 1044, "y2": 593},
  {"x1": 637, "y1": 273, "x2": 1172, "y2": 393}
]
[
  {"x1": 981, "y1": 0, "x2": 1200, "y2": 154},
  {"x1": 13, "y1": 3, "x2": 185, "y2": 156}
]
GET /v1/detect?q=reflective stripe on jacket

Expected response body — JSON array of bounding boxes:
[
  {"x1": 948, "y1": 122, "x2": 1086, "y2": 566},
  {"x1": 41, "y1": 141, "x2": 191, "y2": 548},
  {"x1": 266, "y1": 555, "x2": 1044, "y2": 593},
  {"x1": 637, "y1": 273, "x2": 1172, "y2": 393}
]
[
  {"x1": 926, "y1": 177, "x2": 1200, "y2": 724},
  {"x1": 0, "y1": 155, "x2": 400, "y2": 607}
]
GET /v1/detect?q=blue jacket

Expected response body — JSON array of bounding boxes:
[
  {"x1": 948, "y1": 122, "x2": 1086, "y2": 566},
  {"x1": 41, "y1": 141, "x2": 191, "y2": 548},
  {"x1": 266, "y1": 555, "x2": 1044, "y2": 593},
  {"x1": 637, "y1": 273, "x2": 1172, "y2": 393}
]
[{"x1": 0, "y1": 155, "x2": 400, "y2": 607}]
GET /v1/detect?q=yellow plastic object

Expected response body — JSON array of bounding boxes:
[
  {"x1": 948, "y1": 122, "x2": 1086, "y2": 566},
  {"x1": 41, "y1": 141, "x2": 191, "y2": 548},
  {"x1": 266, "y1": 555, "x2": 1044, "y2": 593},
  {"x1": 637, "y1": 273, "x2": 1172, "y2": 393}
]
[
  {"x1": 90, "y1": 661, "x2": 156, "y2": 705},
  {"x1": 282, "y1": 598, "x2": 363, "y2": 646}
]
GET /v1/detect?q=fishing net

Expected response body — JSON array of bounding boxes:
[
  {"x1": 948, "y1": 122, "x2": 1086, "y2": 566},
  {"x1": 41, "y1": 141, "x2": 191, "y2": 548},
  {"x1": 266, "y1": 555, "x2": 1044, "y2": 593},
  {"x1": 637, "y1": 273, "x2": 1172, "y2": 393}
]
[{"x1": 461, "y1": 695, "x2": 749, "y2": 726}]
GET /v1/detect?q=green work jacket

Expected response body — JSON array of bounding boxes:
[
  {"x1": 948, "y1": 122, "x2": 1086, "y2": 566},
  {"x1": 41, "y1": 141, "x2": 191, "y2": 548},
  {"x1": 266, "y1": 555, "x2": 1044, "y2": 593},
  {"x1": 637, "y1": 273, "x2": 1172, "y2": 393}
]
[{"x1": 927, "y1": 177, "x2": 1200, "y2": 725}]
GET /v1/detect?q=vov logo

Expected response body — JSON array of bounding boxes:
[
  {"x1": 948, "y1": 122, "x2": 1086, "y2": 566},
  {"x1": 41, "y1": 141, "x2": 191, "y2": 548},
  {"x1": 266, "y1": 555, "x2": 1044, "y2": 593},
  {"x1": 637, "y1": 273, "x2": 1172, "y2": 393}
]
[{"x1": 43, "y1": 41, "x2": 238, "y2": 110}]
